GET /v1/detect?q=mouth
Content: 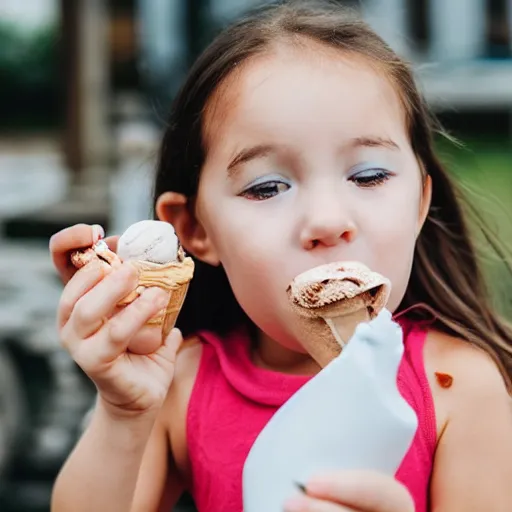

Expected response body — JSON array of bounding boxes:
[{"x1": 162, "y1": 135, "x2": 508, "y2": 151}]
[{"x1": 286, "y1": 260, "x2": 391, "y2": 313}]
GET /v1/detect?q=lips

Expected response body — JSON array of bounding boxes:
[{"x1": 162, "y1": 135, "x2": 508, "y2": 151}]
[{"x1": 287, "y1": 261, "x2": 390, "y2": 316}]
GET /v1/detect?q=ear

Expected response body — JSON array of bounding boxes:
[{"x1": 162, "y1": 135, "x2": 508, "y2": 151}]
[
  {"x1": 155, "y1": 192, "x2": 220, "y2": 266},
  {"x1": 417, "y1": 174, "x2": 432, "y2": 238}
]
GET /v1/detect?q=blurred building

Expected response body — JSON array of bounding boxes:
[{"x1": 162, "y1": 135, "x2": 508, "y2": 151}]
[
  {"x1": 3, "y1": 0, "x2": 511, "y2": 234},
  {"x1": 66, "y1": 0, "x2": 512, "y2": 181},
  {"x1": 365, "y1": 0, "x2": 512, "y2": 111}
]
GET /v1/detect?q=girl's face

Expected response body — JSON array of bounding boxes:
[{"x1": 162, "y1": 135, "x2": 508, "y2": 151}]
[{"x1": 195, "y1": 44, "x2": 430, "y2": 351}]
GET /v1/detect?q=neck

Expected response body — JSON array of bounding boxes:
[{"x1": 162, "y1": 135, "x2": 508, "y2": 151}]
[{"x1": 252, "y1": 329, "x2": 321, "y2": 376}]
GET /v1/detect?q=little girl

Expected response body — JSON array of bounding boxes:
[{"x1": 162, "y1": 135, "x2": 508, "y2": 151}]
[{"x1": 50, "y1": 2, "x2": 512, "y2": 511}]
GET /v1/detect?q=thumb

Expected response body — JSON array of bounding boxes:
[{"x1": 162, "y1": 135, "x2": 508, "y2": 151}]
[
  {"x1": 104, "y1": 235, "x2": 119, "y2": 254},
  {"x1": 306, "y1": 470, "x2": 415, "y2": 512},
  {"x1": 155, "y1": 328, "x2": 184, "y2": 365}
]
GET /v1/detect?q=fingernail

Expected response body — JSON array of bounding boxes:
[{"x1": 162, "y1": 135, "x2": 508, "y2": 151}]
[
  {"x1": 294, "y1": 481, "x2": 307, "y2": 494},
  {"x1": 283, "y1": 497, "x2": 308, "y2": 511},
  {"x1": 92, "y1": 224, "x2": 105, "y2": 242},
  {"x1": 305, "y1": 478, "x2": 327, "y2": 494}
]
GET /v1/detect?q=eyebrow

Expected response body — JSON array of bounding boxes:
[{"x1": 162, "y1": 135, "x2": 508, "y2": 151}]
[
  {"x1": 226, "y1": 136, "x2": 399, "y2": 177},
  {"x1": 227, "y1": 144, "x2": 275, "y2": 177},
  {"x1": 349, "y1": 136, "x2": 400, "y2": 151}
]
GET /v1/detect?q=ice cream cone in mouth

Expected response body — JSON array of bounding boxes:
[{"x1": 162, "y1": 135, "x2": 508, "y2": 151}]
[
  {"x1": 287, "y1": 261, "x2": 390, "y2": 367},
  {"x1": 70, "y1": 221, "x2": 194, "y2": 351}
]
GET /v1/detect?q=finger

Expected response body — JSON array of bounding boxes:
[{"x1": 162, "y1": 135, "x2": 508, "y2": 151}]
[
  {"x1": 126, "y1": 324, "x2": 163, "y2": 354},
  {"x1": 58, "y1": 259, "x2": 113, "y2": 328},
  {"x1": 154, "y1": 328, "x2": 184, "y2": 364},
  {"x1": 104, "y1": 235, "x2": 119, "y2": 254},
  {"x1": 69, "y1": 263, "x2": 139, "y2": 339},
  {"x1": 103, "y1": 287, "x2": 168, "y2": 352},
  {"x1": 284, "y1": 495, "x2": 351, "y2": 512},
  {"x1": 305, "y1": 471, "x2": 414, "y2": 512},
  {"x1": 78, "y1": 287, "x2": 170, "y2": 368},
  {"x1": 50, "y1": 224, "x2": 105, "y2": 283}
]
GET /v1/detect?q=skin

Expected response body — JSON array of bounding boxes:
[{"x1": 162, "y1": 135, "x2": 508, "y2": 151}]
[
  {"x1": 50, "y1": 43, "x2": 512, "y2": 512},
  {"x1": 193, "y1": 46, "x2": 427, "y2": 358}
]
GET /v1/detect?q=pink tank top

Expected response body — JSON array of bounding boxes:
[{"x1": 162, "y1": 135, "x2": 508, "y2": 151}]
[{"x1": 186, "y1": 318, "x2": 437, "y2": 512}]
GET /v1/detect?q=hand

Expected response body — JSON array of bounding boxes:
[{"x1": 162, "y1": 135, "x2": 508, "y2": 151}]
[
  {"x1": 50, "y1": 223, "x2": 119, "y2": 284},
  {"x1": 53, "y1": 224, "x2": 182, "y2": 416},
  {"x1": 58, "y1": 259, "x2": 183, "y2": 416},
  {"x1": 284, "y1": 470, "x2": 414, "y2": 512},
  {"x1": 50, "y1": 223, "x2": 165, "y2": 355}
]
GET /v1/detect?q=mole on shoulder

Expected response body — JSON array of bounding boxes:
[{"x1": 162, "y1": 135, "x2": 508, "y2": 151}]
[{"x1": 435, "y1": 372, "x2": 453, "y2": 388}]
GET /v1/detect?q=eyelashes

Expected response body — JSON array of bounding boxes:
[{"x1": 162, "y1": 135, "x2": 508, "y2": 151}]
[
  {"x1": 349, "y1": 168, "x2": 391, "y2": 187},
  {"x1": 240, "y1": 180, "x2": 291, "y2": 200},
  {"x1": 239, "y1": 168, "x2": 392, "y2": 201}
]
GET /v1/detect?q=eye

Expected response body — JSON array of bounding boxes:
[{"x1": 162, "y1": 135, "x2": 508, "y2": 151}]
[
  {"x1": 350, "y1": 168, "x2": 391, "y2": 188},
  {"x1": 240, "y1": 180, "x2": 291, "y2": 201}
]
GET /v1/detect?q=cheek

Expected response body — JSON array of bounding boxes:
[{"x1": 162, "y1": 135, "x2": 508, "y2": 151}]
[
  {"x1": 199, "y1": 196, "x2": 284, "y2": 273},
  {"x1": 367, "y1": 191, "x2": 420, "y2": 311},
  {"x1": 211, "y1": 213, "x2": 292, "y2": 310},
  {"x1": 202, "y1": 194, "x2": 293, "y2": 272},
  {"x1": 213, "y1": 228, "x2": 300, "y2": 347},
  {"x1": 199, "y1": 200, "x2": 300, "y2": 342}
]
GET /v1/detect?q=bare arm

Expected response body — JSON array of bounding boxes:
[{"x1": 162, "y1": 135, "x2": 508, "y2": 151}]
[
  {"x1": 131, "y1": 408, "x2": 185, "y2": 512},
  {"x1": 52, "y1": 397, "x2": 185, "y2": 512},
  {"x1": 51, "y1": 337, "x2": 202, "y2": 512},
  {"x1": 49, "y1": 223, "x2": 188, "y2": 511},
  {"x1": 430, "y1": 343, "x2": 512, "y2": 511},
  {"x1": 51, "y1": 398, "x2": 158, "y2": 511},
  {"x1": 131, "y1": 338, "x2": 202, "y2": 511}
]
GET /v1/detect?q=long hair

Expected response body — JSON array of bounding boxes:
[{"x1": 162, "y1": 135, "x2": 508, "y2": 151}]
[{"x1": 152, "y1": 0, "x2": 512, "y2": 389}]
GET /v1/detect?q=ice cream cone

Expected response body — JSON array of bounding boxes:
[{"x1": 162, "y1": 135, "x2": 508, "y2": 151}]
[
  {"x1": 117, "y1": 257, "x2": 195, "y2": 338},
  {"x1": 287, "y1": 262, "x2": 390, "y2": 367},
  {"x1": 70, "y1": 224, "x2": 195, "y2": 347},
  {"x1": 321, "y1": 303, "x2": 371, "y2": 349}
]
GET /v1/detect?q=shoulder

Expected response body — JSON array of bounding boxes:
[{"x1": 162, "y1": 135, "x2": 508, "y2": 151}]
[
  {"x1": 423, "y1": 329, "x2": 510, "y2": 438},
  {"x1": 425, "y1": 331, "x2": 512, "y2": 509},
  {"x1": 174, "y1": 335, "x2": 205, "y2": 388},
  {"x1": 425, "y1": 329, "x2": 508, "y2": 396},
  {"x1": 160, "y1": 335, "x2": 204, "y2": 480}
]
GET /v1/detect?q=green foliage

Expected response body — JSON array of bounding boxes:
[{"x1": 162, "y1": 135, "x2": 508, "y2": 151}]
[
  {"x1": 437, "y1": 137, "x2": 512, "y2": 317},
  {"x1": 0, "y1": 22, "x2": 60, "y2": 130}
]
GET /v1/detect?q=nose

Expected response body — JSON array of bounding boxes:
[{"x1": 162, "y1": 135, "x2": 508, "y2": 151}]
[{"x1": 299, "y1": 190, "x2": 357, "y2": 250}]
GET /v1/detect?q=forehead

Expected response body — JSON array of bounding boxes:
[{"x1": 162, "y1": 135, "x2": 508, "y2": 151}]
[{"x1": 203, "y1": 42, "x2": 408, "y2": 152}]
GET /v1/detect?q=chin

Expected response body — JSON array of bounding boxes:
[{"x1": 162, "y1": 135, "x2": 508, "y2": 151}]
[
  {"x1": 252, "y1": 314, "x2": 307, "y2": 353},
  {"x1": 385, "y1": 285, "x2": 408, "y2": 313}
]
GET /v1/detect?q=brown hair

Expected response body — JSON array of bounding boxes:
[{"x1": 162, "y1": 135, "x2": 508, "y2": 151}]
[{"x1": 153, "y1": 0, "x2": 512, "y2": 389}]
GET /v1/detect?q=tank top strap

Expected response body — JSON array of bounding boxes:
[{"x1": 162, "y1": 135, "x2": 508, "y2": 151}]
[{"x1": 396, "y1": 317, "x2": 437, "y2": 449}]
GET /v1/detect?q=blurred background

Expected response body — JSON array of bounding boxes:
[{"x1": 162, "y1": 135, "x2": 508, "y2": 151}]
[{"x1": 0, "y1": 0, "x2": 511, "y2": 510}]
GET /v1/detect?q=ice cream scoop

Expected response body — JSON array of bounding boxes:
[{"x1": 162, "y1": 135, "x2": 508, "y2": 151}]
[
  {"x1": 70, "y1": 220, "x2": 194, "y2": 354},
  {"x1": 287, "y1": 261, "x2": 390, "y2": 367},
  {"x1": 117, "y1": 220, "x2": 180, "y2": 264}
]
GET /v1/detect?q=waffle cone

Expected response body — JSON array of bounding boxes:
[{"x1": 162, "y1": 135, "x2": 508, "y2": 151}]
[
  {"x1": 292, "y1": 306, "x2": 370, "y2": 368},
  {"x1": 287, "y1": 262, "x2": 390, "y2": 367},
  {"x1": 146, "y1": 280, "x2": 191, "y2": 339},
  {"x1": 117, "y1": 257, "x2": 195, "y2": 338}
]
